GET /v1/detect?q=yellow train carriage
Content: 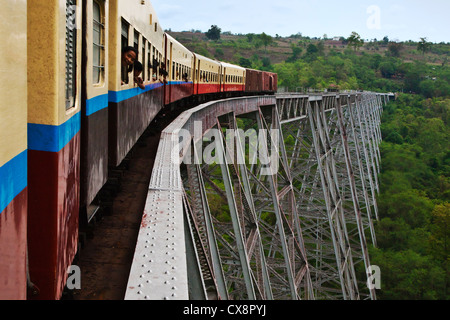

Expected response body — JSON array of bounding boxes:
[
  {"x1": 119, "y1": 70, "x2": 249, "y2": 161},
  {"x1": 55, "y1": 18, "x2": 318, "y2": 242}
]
[
  {"x1": 164, "y1": 33, "x2": 194, "y2": 105},
  {"x1": 27, "y1": 0, "x2": 82, "y2": 300},
  {"x1": 0, "y1": 0, "x2": 28, "y2": 300},
  {"x1": 220, "y1": 62, "x2": 246, "y2": 93},
  {"x1": 193, "y1": 53, "x2": 221, "y2": 96},
  {"x1": 108, "y1": 0, "x2": 166, "y2": 167},
  {"x1": 109, "y1": 0, "x2": 165, "y2": 92}
]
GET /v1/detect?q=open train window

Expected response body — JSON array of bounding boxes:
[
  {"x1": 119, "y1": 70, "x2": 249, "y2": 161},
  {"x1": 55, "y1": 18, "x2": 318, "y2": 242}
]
[
  {"x1": 172, "y1": 62, "x2": 175, "y2": 80},
  {"x1": 121, "y1": 18, "x2": 130, "y2": 84},
  {"x1": 65, "y1": 0, "x2": 77, "y2": 110},
  {"x1": 142, "y1": 38, "x2": 146, "y2": 81},
  {"x1": 93, "y1": 0, "x2": 105, "y2": 85},
  {"x1": 147, "y1": 43, "x2": 152, "y2": 81},
  {"x1": 134, "y1": 29, "x2": 139, "y2": 51}
]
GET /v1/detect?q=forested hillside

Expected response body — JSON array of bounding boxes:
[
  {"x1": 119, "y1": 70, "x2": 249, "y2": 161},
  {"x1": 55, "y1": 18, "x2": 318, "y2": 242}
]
[
  {"x1": 168, "y1": 29, "x2": 450, "y2": 299},
  {"x1": 168, "y1": 30, "x2": 450, "y2": 96},
  {"x1": 369, "y1": 93, "x2": 449, "y2": 299}
]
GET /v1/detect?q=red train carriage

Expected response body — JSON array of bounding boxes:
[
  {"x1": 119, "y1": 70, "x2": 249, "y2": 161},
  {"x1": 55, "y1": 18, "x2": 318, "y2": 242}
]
[
  {"x1": 262, "y1": 71, "x2": 278, "y2": 93},
  {"x1": 245, "y1": 68, "x2": 263, "y2": 93}
]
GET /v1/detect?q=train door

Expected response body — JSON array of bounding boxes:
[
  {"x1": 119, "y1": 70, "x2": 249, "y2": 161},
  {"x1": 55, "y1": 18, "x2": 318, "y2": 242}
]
[
  {"x1": 163, "y1": 34, "x2": 173, "y2": 105},
  {"x1": 218, "y1": 65, "x2": 222, "y2": 93},
  {"x1": 195, "y1": 58, "x2": 201, "y2": 95},
  {"x1": 222, "y1": 67, "x2": 227, "y2": 92},
  {"x1": 167, "y1": 41, "x2": 173, "y2": 105}
]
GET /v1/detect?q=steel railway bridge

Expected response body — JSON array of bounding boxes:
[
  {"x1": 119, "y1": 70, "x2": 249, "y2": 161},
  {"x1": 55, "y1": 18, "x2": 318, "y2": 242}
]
[{"x1": 124, "y1": 91, "x2": 391, "y2": 300}]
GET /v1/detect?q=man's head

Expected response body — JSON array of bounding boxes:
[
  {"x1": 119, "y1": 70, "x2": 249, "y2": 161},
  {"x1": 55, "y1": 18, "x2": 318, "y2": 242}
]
[{"x1": 122, "y1": 46, "x2": 138, "y2": 67}]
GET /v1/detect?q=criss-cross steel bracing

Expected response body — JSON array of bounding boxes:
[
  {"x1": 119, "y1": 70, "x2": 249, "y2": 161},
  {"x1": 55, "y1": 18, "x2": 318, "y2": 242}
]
[{"x1": 125, "y1": 92, "x2": 389, "y2": 300}]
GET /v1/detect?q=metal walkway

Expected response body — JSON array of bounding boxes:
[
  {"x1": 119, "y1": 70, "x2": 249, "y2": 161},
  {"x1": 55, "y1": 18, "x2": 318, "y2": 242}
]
[{"x1": 125, "y1": 92, "x2": 390, "y2": 300}]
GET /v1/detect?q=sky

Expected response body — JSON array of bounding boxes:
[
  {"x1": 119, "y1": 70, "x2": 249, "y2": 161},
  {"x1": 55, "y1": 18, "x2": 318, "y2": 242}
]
[{"x1": 151, "y1": 0, "x2": 449, "y2": 43}]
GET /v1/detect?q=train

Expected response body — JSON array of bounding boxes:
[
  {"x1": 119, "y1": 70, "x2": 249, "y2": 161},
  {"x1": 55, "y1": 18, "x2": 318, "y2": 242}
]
[{"x1": 0, "y1": 0, "x2": 277, "y2": 300}]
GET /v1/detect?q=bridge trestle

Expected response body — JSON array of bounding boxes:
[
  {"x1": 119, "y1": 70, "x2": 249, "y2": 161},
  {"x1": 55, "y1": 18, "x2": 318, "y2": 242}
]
[{"x1": 126, "y1": 92, "x2": 387, "y2": 300}]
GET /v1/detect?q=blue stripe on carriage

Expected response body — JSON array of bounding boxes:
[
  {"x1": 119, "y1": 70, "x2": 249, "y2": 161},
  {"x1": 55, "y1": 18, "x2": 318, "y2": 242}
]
[
  {"x1": 28, "y1": 112, "x2": 80, "y2": 153},
  {"x1": 86, "y1": 94, "x2": 109, "y2": 116},
  {"x1": 108, "y1": 82, "x2": 165, "y2": 104},
  {"x1": 0, "y1": 150, "x2": 27, "y2": 214}
]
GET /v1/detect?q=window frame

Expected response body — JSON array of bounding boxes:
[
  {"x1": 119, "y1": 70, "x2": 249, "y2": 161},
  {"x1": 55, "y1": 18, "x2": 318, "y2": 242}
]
[
  {"x1": 121, "y1": 18, "x2": 130, "y2": 85},
  {"x1": 92, "y1": 0, "x2": 105, "y2": 86}
]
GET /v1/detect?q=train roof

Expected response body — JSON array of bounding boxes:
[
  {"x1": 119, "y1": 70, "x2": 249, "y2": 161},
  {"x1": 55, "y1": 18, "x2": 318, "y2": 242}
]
[
  {"x1": 192, "y1": 53, "x2": 221, "y2": 65},
  {"x1": 220, "y1": 61, "x2": 246, "y2": 71}
]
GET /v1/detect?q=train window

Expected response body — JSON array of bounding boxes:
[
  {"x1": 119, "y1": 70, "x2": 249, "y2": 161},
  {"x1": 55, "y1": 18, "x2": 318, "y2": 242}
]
[
  {"x1": 121, "y1": 19, "x2": 130, "y2": 84},
  {"x1": 134, "y1": 29, "x2": 139, "y2": 51},
  {"x1": 93, "y1": 0, "x2": 105, "y2": 85},
  {"x1": 142, "y1": 38, "x2": 146, "y2": 81},
  {"x1": 65, "y1": 0, "x2": 77, "y2": 110},
  {"x1": 172, "y1": 62, "x2": 175, "y2": 80},
  {"x1": 121, "y1": 19, "x2": 129, "y2": 50},
  {"x1": 147, "y1": 43, "x2": 152, "y2": 81},
  {"x1": 158, "y1": 52, "x2": 162, "y2": 77}
]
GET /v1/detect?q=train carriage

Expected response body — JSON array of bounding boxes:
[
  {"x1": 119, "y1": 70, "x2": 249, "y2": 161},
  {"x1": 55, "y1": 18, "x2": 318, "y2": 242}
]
[
  {"x1": 0, "y1": 0, "x2": 28, "y2": 300},
  {"x1": 26, "y1": 0, "x2": 82, "y2": 300},
  {"x1": 108, "y1": 0, "x2": 165, "y2": 167},
  {"x1": 262, "y1": 71, "x2": 278, "y2": 93},
  {"x1": 193, "y1": 53, "x2": 221, "y2": 97},
  {"x1": 245, "y1": 68, "x2": 263, "y2": 93},
  {"x1": 164, "y1": 33, "x2": 194, "y2": 106},
  {"x1": 220, "y1": 62, "x2": 246, "y2": 94}
]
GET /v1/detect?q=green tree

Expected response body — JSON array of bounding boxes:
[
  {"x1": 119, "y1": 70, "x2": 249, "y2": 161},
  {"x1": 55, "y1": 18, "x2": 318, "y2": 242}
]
[
  {"x1": 417, "y1": 37, "x2": 432, "y2": 55},
  {"x1": 379, "y1": 61, "x2": 396, "y2": 78},
  {"x1": 286, "y1": 44, "x2": 303, "y2": 62},
  {"x1": 387, "y1": 42, "x2": 404, "y2": 57},
  {"x1": 347, "y1": 31, "x2": 364, "y2": 51},
  {"x1": 238, "y1": 57, "x2": 252, "y2": 68},
  {"x1": 206, "y1": 25, "x2": 221, "y2": 41},
  {"x1": 304, "y1": 43, "x2": 319, "y2": 62},
  {"x1": 258, "y1": 32, "x2": 273, "y2": 53}
]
